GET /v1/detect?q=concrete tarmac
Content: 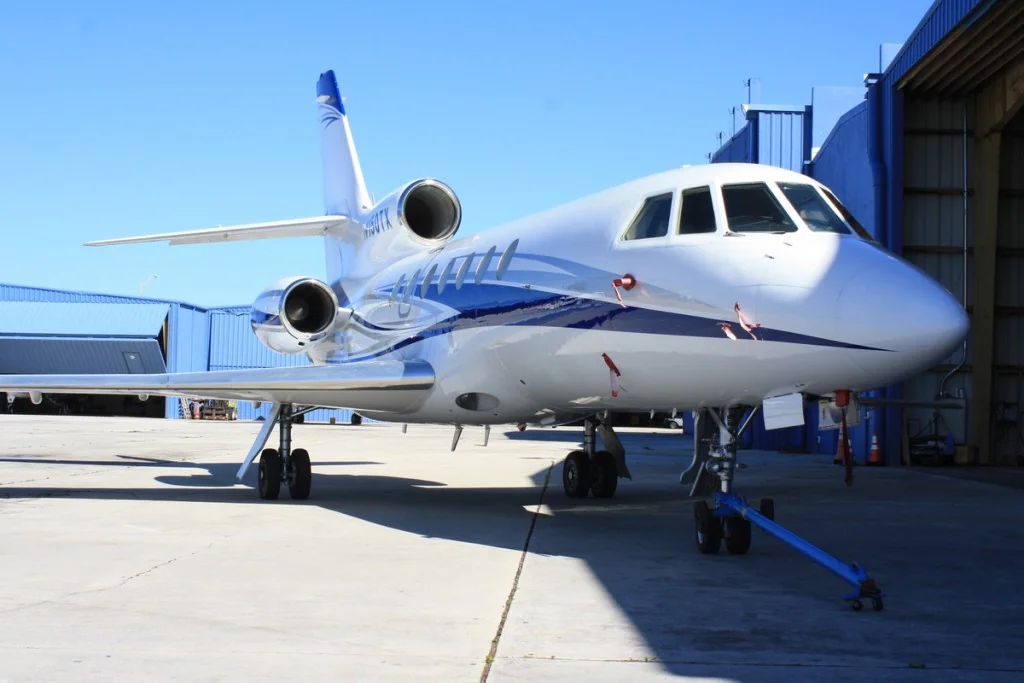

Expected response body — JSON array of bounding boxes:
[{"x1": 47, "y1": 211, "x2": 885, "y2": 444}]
[{"x1": 0, "y1": 415, "x2": 1022, "y2": 682}]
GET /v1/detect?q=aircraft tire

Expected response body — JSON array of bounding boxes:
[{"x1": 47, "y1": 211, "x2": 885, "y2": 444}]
[
  {"x1": 694, "y1": 501, "x2": 722, "y2": 554},
  {"x1": 258, "y1": 448, "x2": 282, "y2": 500},
  {"x1": 724, "y1": 517, "x2": 751, "y2": 555},
  {"x1": 289, "y1": 448, "x2": 312, "y2": 500},
  {"x1": 590, "y1": 450, "x2": 618, "y2": 498},
  {"x1": 562, "y1": 450, "x2": 591, "y2": 498}
]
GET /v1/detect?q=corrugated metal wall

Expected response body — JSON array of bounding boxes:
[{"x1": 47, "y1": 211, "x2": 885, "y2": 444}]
[
  {"x1": 711, "y1": 106, "x2": 812, "y2": 174},
  {"x1": 0, "y1": 283, "x2": 171, "y2": 305},
  {"x1": 810, "y1": 101, "x2": 877, "y2": 238},
  {"x1": 755, "y1": 110, "x2": 810, "y2": 173},
  {"x1": 901, "y1": 97, "x2": 973, "y2": 445},
  {"x1": 993, "y1": 112, "x2": 1024, "y2": 462},
  {"x1": 207, "y1": 308, "x2": 356, "y2": 423},
  {"x1": 712, "y1": 126, "x2": 752, "y2": 163}
]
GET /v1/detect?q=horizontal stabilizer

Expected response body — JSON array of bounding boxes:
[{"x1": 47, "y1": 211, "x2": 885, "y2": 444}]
[
  {"x1": 0, "y1": 360, "x2": 433, "y2": 414},
  {"x1": 86, "y1": 215, "x2": 350, "y2": 247}
]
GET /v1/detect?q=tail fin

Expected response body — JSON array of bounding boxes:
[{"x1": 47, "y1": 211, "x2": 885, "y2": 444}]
[{"x1": 317, "y1": 71, "x2": 372, "y2": 216}]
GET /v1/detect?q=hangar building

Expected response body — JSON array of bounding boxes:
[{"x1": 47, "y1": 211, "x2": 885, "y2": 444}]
[
  {"x1": 0, "y1": 283, "x2": 356, "y2": 424},
  {"x1": 712, "y1": 0, "x2": 1024, "y2": 467},
  {"x1": 3, "y1": 0, "x2": 1022, "y2": 467}
]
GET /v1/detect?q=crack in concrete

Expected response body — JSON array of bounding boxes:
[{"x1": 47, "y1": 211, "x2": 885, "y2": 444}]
[
  {"x1": 0, "y1": 540, "x2": 218, "y2": 615},
  {"x1": 480, "y1": 461, "x2": 553, "y2": 683}
]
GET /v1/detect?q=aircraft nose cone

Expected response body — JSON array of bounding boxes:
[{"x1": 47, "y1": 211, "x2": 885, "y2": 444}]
[{"x1": 837, "y1": 260, "x2": 969, "y2": 377}]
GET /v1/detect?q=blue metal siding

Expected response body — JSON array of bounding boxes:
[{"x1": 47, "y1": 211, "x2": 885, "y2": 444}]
[
  {"x1": 756, "y1": 110, "x2": 810, "y2": 172},
  {"x1": 164, "y1": 305, "x2": 212, "y2": 418},
  {"x1": 209, "y1": 309, "x2": 309, "y2": 369},
  {"x1": 0, "y1": 301, "x2": 169, "y2": 337},
  {"x1": 711, "y1": 125, "x2": 752, "y2": 164},
  {"x1": 0, "y1": 337, "x2": 166, "y2": 374},
  {"x1": 0, "y1": 283, "x2": 201, "y2": 308},
  {"x1": 810, "y1": 101, "x2": 878, "y2": 239},
  {"x1": 711, "y1": 106, "x2": 812, "y2": 174}
]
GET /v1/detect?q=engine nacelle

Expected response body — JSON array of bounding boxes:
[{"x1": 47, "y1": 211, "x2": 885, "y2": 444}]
[
  {"x1": 251, "y1": 277, "x2": 340, "y2": 355},
  {"x1": 364, "y1": 178, "x2": 461, "y2": 244}
]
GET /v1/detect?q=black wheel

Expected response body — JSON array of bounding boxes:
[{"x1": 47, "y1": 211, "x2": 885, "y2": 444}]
[
  {"x1": 760, "y1": 498, "x2": 775, "y2": 521},
  {"x1": 871, "y1": 597, "x2": 884, "y2": 612},
  {"x1": 850, "y1": 599, "x2": 863, "y2": 611},
  {"x1": 258, "y1": 448, "x2": 282, "y2": 500},
  {"x1": 694, "y1": 501, "x2": 722, "y2": 554},
  {"x1": 590, "y1": 450, "x2": 618, "y2": 498},
  {"x1": 724, "y1": 517, "x2": 752, "y2": 555},
  {"x1": 351, "y1": 413, "x2": 362, "y2": 426},
  {"x1": 562, "y1": 450, "x2": 591, "y2": 498},
  {"x1": 288, "y1": 448, "x2": 311, "y2": 500}
]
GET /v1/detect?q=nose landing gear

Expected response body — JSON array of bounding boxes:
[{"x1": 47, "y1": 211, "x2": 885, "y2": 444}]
[{"x1": 692, "y1": 404, "x2": 885, "y2": 611}]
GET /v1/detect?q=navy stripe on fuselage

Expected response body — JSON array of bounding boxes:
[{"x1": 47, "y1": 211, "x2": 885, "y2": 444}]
[{"x1": 339, "y1": 281, "x2": 889, "y2": 361}]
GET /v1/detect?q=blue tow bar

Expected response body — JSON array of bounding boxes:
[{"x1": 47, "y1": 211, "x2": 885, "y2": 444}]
[{"x1": 713, "y1": 491, "x2": 885, "y2": 611}]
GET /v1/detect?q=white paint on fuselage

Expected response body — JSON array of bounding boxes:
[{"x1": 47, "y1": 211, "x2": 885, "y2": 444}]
[{"x1": 309, "y1": 163, "x2": 968, "y2": 425}]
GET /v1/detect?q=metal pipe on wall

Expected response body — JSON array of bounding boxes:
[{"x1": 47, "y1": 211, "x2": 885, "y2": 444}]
[{"x1": 937, "y1": 103, "x2": 969, "y2": 400}]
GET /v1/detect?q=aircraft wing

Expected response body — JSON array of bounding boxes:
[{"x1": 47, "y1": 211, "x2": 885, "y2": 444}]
[
  {"x1": 0, "y1": 360, "x2": 433, "y2": 413},
  {"x1": 85, "y1": 215, "x2": 350, "y2": 246}
]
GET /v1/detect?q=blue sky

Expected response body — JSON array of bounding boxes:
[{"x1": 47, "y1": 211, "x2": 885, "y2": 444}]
[{"x1": 1, "y1": 0, "x2": 931, "y2": 307}]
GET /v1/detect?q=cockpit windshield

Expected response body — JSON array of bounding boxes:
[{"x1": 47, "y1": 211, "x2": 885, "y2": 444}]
[
  {"x1": 777, "y1": 182, "x2": 851, "y2": 234},
  {"x1": 819, "y1": 187, "x2": 876, "y2": 241},
  {"x1": 720, "y1": 182, "x2": 797, "y2": 233}
]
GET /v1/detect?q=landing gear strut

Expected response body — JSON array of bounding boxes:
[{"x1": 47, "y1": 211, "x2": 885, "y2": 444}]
[
  {"x1": 561, "y1": 415, "x2": 626, "y2": 499},
  {"x1": 691, "y1": 404, "x2": 885, "y2": 611},
  {"x1": 237, "y1": 403, "x2": 313, "y2": 501}
]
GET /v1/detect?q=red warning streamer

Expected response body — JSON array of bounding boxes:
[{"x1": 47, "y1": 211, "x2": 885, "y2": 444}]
[
  {"x1": 611, "y1": 274, "x2": 636, "y2": 308},
  {"x1": 602, "y1": 353, "x2": 621, "y2": 397}
]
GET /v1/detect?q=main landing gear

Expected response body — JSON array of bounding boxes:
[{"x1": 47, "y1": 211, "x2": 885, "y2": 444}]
[
  {"x1": 562, "y1": 415, "x2": 630, "y2": 499},
  {"x1": 690, "y1": 405, "x2": 885, "y2": 612},
  {"x1": 235, "y1": 403, "x2": 313, "y2": 501}
]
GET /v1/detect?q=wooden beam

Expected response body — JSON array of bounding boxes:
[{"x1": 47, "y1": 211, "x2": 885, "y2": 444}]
[
  {"x1": 971, "y1": 59, "x2": 1024, "y2": 466},
  {"x1": 978, "y1": 58, "x2": 1024, "y2": 136},
  {"x1": 972, "y1": 134, "x2": 1001, "y2": 466}
]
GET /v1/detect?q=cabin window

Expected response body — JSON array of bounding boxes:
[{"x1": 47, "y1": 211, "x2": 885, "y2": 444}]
[
  {"x1": 777, "y1": 183, "x2": 850, "y2": 234},
  {"x1": 455, "y1": 254, "x2": 474, "y2": 289},
  {"x1": 820, "y1": 188, "x2": 876, "y2": 241},
  {"x1": 437, "y1": 258, "x2": 456, "y2": 293},
  {"x1": 403, "y1": 268, "x2": 421, "y2": 303},
  {"x1": 390, "y1": 273, "x2": 407, "y2": 303},
  {"x1": 496, "y1": 239, "x2": 519, "y2": 279},
  {"x1": 720, "y1": 182, "x2": 797, "y2": 233},
  {"x1": 420, "y1": 264, "x2": 438, "y2": 297},
  {"x1": 622, "y1": 193, "x2": 673, "y2": 240},
  {"x1": 476, "y1": 246, "x2": 496, "y2": 284},
  {"x1": 677, "y1": 186, "x2": 717, "y2": 234}
]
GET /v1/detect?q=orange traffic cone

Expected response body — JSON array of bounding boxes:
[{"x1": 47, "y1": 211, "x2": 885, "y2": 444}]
[
  {"x1": 867, "y1": 433, "x2": 883, "y2": 466},
  {"x1": 833, "y1": 436, "x2": 852, "y2": 464}
]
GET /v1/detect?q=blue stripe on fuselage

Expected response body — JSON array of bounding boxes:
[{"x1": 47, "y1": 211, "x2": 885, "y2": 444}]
[{"x1": 340, "y1": 281, "x2": 888, "y2": 361}]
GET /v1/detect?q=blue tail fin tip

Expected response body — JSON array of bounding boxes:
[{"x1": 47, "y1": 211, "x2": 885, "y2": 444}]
[{"x1": 317, "y1": 70, "x2": 345, "y2": 115}]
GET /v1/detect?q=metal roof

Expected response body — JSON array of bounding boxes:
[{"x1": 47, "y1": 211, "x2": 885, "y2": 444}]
[
  {"x1": 0, "y1": 282, "x2": 208, "y2": 311},
  {"x1": 883, "y1": 0, "x2": 988, "y2": 89},
  {"x1": 0, "y1": 301, "x2": 169, "y2": 337},
  {"x1": 895, "y1": 0, "x2": 1023, "y2": 94},
  {"x1": 0, "y1": 337, "x2": 167, "y2": 374}
]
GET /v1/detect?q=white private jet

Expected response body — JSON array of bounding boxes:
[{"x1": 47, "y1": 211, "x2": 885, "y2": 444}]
[{"x1": 0, "y1": 70, "x2": 968, "y2": 606}]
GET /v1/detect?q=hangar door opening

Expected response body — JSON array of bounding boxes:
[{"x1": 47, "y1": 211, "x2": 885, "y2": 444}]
[
  {"x1": 897, "y1": 0, "x2": 1024, "y2": 466},
  {"x1": 0, "y1": 302, "x2": 169, "y2": 417}
]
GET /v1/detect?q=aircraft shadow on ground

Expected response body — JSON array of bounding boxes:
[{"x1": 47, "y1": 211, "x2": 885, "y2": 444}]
[
  {"x1": 0, "y1": 433, "x2": 726, "y2": 677},
  {"x1": 5, "y1": 432, "x2": 1022, "y2": 680}
]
